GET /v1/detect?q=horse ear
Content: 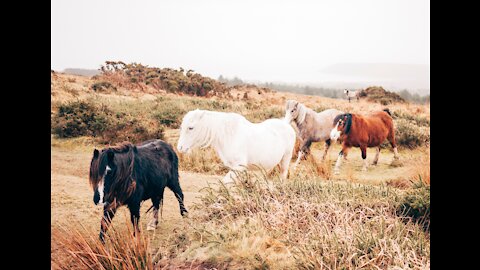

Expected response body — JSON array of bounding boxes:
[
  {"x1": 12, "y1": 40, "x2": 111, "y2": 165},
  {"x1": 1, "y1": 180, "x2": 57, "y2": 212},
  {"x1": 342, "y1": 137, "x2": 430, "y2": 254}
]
[
  {"x1": 93, "y1": 149, "x2": 99, "y2": 158},
  {"x1": 107, "y1": 151, "x2": 115, "y2": 163},
  {"x1": 198, "y1": 110, "x2": 206, "y2": 119}
]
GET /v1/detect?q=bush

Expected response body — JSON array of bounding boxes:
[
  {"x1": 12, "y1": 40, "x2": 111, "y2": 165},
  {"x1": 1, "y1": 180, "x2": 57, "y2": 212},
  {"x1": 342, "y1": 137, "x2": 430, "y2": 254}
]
[
  {"x1": 52, "y1": 100, "x2": 164, "y2": 144},
  {"x1": 358, "y1": 86, "x2": 406, "y2": 104},
  {"x1": 153, "y1": 104, "x2": 187, "y2": 128},
  {"x1": 397, "y1": 180, "x2": 430, "y2": 231},
  {"x1": 52, "y1": 100, "x2": 112, "y2": 138},
  {"x1": 392, "y1": 111, "x2": 430, "y2": 127},
  {"x1": 395, "y1": 119, "x2": 430, "y2": 149},
  {"x1": 91, "y1": 81, "x2": 116, "y2": 92}
]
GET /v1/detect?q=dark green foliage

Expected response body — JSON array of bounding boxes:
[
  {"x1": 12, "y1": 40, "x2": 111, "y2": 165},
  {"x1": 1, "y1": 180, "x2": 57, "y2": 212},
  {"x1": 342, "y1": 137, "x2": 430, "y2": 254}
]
[
  {"x1": 52, "y1": 100, "x2": 111, "y2": 138},
  {"x1": 96, "y1": 61, "x2": 228, "y2": 97},
  {"x1": 392, "y1": 111, "x2": 430, "y2": 127},
  {"x1": 394, "y1": 119, "x2": 430, "y2": 149},
  {"x1": 51, "y1": 100, "x2": 164, "y2": 144},
  {"x1": 397, "y1": 180, "x2": 430, "y2": 231},
  {"x1": 91, "y1": 81, "x2": 116, "y2": 92},
  {"x1": 358, "y1": 86, "x2": 406, "y2": 104}
]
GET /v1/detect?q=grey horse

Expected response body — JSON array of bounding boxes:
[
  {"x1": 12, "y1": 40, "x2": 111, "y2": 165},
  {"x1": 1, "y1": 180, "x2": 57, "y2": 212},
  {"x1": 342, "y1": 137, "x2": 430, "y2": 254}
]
[{"x1": 285, "y1": 100, "x2": 344, "y2": 171}]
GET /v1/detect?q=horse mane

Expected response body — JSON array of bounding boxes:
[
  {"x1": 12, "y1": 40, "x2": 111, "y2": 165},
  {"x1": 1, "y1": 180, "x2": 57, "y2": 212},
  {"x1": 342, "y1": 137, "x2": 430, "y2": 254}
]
[
  {"x1": 290, "y1": 101, "x2": 307, "y2": 126},
  {"x1": 192, "y1": 110, "x2": 238, "y2": 149},
  {"x1": 90, "y1": 141, "x2": 137, "y2": 205}
]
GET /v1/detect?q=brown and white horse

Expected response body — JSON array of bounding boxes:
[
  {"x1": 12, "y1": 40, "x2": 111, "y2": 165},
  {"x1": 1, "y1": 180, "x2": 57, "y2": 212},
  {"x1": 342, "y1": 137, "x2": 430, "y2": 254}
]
[{"x1": 330, "y1": 109, "x2": 399, "y2": 174}]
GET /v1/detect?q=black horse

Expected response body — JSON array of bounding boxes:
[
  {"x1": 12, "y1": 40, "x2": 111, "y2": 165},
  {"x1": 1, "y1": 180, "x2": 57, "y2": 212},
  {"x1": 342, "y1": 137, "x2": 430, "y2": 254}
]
[{"x1": 89, "y1": 139, "x2": 188, "y2": 242}]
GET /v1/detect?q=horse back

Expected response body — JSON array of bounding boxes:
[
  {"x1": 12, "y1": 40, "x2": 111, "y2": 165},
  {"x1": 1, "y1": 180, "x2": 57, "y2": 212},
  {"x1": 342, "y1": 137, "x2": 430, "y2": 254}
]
[
  {"x1": 134, "y1": 140, "x2": 179, "y2": 185},
  {"x1": 349, "y1": 112, "x2": 392, "y2": 147}
]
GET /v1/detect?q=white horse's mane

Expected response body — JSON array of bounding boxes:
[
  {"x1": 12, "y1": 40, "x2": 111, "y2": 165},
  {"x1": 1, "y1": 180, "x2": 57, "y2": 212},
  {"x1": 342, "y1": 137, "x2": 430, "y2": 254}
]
[{"x1": 191, "y1": 110, "x2": 240, "y2": 149}]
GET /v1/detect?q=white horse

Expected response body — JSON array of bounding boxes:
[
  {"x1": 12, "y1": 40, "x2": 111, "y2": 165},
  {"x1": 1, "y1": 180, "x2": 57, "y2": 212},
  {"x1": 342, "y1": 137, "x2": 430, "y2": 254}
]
[
  {"x1": 344, "y1": 89, "x2": 359, "y2": 102},
  {"x1": 177, "y1": 109, "x2": 296, "y2": 183}
]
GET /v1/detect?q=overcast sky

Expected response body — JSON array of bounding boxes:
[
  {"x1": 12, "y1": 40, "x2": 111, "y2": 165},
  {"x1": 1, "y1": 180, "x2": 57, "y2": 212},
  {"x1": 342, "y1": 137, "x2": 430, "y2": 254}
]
[{"x1": 51, "y1": 0, "x2": 430, "y2": 91}]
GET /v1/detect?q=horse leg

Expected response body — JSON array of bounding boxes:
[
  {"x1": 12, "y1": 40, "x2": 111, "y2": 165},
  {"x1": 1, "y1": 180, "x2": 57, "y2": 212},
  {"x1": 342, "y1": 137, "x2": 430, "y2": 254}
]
[
  {"x1": 387, "y1": 130, "x2": 400, "y2": 160},
  {"x1": 292, "y1": 150, "x2": 304, "y2": 172},
  {"x1": 147, "y1": 190, "x2": 164, "y2": 231},
  {"x1": 279, "y1": 149, "x2": 294, "y2": 180},
  {"x1": 321, "y1": 139, "x2": 331, "y2": 161},
  {"x1": 129, "y1": 204, "x2": 141, "y2": 237},
  {"x1": 168, "y1": 181, "x2": 188, "y2": 217},
  {"x1": 99, "y1": 205, "x2": 117, "y2": 243},
  {"x1": 334, "y1": 145, "x2": 349, "y2": 175},
  {"x1": 360, "y1": 146, "x2": 368, "y2": 171},
  {"x1": 294, "y1": 139, "x2": 312, "y2": 171},
  {"x1": 342, "y1": 147, "x2": 350, "y2": 160},
  {"x1": 372, "y1": 147, "x2": 380, "y2": 165}
]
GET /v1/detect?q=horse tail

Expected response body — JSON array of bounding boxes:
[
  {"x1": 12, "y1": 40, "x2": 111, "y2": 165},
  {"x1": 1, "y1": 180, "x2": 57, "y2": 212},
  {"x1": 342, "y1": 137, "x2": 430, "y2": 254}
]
[{"x1": 383, "y1": 108, "x2": 392, "y2": 116}]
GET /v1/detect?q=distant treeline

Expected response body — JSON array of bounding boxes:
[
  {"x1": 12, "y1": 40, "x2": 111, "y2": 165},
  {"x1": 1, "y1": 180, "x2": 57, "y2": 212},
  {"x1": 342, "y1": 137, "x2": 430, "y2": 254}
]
[
  {"x1": 218, "y1": 75, "x2": 429, "y2": 104},
  {"x1": 63, "y1": 68, "x2": 101, "y2": 77}
]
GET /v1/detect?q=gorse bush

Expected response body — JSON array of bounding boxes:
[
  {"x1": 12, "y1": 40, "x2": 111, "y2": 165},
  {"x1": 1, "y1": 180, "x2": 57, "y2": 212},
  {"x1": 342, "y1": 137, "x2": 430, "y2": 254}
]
[
  {"x1": 397, "y1": 180, "x2": 430, "y2": 231},
  {"x1": 395, "y1": 119, "x2": 430, "y2": 149},
  {"x1": 51, "y1": 100, "x2": 111, "y2": 138},
  {"x1": 96, "y1": 61, "x2": 229, "y2": 97},
  {"x1": 91, "y1": 81, "x2": 116, "y2": 92},
  {"x1": 51, "y1": 100, "x2": 164, "y2": 144},
  {"x1": 358, "y1": 86, "x2": 406, "y2": 105},
  {"x1": 392, "y1": 110, "x2": 430, "y2": 127}
]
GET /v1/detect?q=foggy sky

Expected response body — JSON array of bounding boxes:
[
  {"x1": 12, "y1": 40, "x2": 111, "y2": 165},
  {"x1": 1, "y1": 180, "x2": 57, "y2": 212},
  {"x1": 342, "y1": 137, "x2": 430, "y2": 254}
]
[{"x1": 51, "y1": 0, "x2": 430, "y2": 91}]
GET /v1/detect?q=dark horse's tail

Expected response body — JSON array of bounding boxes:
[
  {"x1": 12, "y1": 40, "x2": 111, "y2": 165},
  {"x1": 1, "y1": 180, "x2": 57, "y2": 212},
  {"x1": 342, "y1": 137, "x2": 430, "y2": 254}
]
[{"x1": 383, "y1": 108, "x2": 392, "y2": 116}]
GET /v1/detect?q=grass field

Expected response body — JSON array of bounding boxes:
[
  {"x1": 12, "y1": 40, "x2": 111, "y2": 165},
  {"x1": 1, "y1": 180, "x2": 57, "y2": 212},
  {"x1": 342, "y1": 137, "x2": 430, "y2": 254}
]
[{"x1": 51, "y1": 72, "x2": 430, "y2": 269}]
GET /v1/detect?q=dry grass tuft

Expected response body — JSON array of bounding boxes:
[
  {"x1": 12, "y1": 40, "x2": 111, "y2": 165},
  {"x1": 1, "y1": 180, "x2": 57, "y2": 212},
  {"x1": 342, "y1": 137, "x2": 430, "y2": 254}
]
[{"x1": 52, "y1": 220, "x2": 153, "y2": 270}]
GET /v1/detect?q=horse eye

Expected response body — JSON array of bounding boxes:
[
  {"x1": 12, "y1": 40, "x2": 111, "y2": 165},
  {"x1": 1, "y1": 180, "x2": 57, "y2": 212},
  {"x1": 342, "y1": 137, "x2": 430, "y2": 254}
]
[
  {"x1": 291, "y1": 109, "x2": 295, "y2": 112},
  {"x1": 188, "y1": 127, "x2": 194, "y2": 130}
]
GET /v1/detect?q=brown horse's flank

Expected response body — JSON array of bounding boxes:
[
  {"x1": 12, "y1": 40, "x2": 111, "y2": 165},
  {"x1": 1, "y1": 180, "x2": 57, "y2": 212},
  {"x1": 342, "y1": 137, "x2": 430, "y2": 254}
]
[{"x1": 332, "y1": 109, "x2": 398, "y2": 173}]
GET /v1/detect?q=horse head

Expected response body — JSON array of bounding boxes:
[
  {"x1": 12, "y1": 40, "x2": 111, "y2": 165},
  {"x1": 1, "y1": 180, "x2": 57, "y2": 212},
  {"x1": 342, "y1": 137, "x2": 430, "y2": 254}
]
[
  {"x1": 330, "y1": 113, "x2": 352, "y2": 141},
  {"x1": 89, "y1": 143, "x2": 137, "y2": 208},
  {"x1": 177, "y1": 109, "x2": 211, "y2": 153},
  {"x1": 285, "y1": 100, "x2": 306, "y2": 125}
]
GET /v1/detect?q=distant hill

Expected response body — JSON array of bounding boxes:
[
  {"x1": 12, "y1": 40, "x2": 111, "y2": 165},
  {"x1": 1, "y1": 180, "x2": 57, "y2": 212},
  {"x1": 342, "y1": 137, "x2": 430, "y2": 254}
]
[
  {"x1": 63, "y1": 68, "x2": 101, "y2": 77},
  {"x1": 318, "y1": 63, "x2": 430, "y2": 95}
]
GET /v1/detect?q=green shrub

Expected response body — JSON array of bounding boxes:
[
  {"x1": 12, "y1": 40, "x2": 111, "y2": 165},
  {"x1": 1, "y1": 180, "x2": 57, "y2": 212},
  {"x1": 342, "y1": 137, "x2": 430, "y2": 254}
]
[
  {"x1": 397, "y1": 180, "x2": 430, "y2": 231},
  {"x1": 153, "y1": 103, "x2": 187, "y2": 128},
  {"x1": 392, "y1": 111, "x2": 430, "y2": 127},
  {"x1": 52, "y1": 100, "x2": 164, "y2": 144},
  {"x1": 91, "y1": 81, "x2": 116, "y2": 92},
  {"x1": 395, "y1": 119, "x2": 430, "y2": 149},
  {"x1": 52, "y1": 100, "x2": 112, "y2": 138}
]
